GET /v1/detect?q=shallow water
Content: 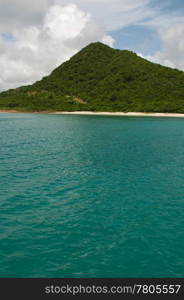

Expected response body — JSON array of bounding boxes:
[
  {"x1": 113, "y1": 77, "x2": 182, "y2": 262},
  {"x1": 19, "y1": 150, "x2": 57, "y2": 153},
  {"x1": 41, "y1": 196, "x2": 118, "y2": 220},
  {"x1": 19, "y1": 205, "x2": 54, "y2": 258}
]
[{"x1": 0, "y1": 113, "x2": 184, "y2": 277}]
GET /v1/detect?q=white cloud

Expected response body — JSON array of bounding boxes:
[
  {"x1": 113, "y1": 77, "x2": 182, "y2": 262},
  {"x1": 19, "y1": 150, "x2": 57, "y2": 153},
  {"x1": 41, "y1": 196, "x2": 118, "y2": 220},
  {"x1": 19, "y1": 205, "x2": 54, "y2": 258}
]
[
  {"x1": 54, "y1": 0, "x2": 156, "y2": 31},
  {"x1": 0, "y1": 0, "x2": 156, "y2": 31},
  {"x1": 0, "y1": 3, "x2": 114, "y2": 91},
  {"x1": 0, "y1": 0, "x2": 184, "y2": 91},
  {"x1": 140, "y1": 23, "x2": 184, "y2": 71},
  {"x1": 0, "y1": 0, "x2": 51, "y2": 31},
  {"x1": 0, "y1": 0, "x2": 156, "y2": 30}
]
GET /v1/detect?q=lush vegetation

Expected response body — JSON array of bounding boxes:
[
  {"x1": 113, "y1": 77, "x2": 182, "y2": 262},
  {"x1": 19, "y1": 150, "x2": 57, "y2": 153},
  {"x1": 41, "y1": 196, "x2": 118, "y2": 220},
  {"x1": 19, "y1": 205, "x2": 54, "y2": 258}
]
[{"x1": 1, "y1": 42, "x2": 184, "y2": 112}]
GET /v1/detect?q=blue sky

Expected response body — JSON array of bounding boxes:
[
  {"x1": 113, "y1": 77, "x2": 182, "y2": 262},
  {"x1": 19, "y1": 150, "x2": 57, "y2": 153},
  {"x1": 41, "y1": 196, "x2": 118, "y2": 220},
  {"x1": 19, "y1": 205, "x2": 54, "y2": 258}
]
[
  {"x1": 110, "y1": 25, "x2": 161, "y2": 55},
  {"x1": 109, "y1": 0, "x2": 184, "y2": 55},
  {"x1": 0, "y1": 0, "x2": 184, "y2": 90}
]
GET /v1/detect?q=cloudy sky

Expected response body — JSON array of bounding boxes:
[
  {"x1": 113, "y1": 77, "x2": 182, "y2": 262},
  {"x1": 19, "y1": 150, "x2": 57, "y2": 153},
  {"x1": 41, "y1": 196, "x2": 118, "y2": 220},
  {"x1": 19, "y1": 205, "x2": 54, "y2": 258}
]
[{"x1": 0, "y1": 0, "x2": 184, "y2": 91}]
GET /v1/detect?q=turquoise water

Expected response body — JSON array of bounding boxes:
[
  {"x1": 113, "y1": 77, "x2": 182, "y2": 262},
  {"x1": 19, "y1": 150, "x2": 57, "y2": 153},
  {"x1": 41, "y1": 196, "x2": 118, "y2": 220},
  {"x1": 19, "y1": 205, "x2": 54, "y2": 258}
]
[{"x1": 0, "y1": 113, "x2": 184, "y2": 278}]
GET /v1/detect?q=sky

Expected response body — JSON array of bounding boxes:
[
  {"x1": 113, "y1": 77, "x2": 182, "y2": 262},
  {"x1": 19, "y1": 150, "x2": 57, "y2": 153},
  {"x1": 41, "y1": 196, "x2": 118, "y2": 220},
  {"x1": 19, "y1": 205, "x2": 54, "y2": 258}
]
[{"x1": 0, "y1": 0, "x2": 184, "y2": 91}]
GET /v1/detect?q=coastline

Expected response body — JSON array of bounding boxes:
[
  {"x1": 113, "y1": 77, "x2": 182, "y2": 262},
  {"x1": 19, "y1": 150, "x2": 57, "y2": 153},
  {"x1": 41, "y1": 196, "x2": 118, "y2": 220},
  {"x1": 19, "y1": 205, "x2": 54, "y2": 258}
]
[
  {"x1": 51, "y1": 111, "x2": 184, "y2": 117},
  {"x1": 1, "y1": 109, "x2": 184, "y2": 117}
]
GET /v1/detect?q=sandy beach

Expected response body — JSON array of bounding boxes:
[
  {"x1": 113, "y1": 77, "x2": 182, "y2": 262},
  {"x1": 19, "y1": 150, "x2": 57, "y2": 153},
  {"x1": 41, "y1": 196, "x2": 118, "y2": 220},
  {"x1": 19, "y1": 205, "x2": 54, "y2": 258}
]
[
  {"x1": 1, "y1": 109, "x2": 184, "y2": 117},
  {"x1": 51, "y1": 111, "x2": 184, "y2": 118}
]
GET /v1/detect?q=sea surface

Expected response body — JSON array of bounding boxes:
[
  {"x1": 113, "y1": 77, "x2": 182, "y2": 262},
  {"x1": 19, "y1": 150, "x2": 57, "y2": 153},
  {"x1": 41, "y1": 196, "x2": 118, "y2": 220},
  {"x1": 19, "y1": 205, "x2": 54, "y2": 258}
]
[{"x1": 0, "y1": 112, "x2": 184, "y2": 278}]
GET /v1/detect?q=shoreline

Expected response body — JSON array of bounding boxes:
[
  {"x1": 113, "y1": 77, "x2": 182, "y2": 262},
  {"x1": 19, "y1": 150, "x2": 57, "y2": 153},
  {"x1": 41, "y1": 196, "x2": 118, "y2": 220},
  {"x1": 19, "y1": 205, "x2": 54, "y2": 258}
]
[
  {"x1": 51, "y1": 111, "x2": 184, "y2": 118},
  {"x1": 1, "y1": 109, "x2": 184, "y2": 118}
]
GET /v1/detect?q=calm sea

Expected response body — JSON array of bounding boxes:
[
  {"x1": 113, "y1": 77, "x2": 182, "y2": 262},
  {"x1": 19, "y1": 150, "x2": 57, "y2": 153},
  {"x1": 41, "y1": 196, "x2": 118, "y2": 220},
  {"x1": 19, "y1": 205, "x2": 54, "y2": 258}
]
[{"x1": 0, "y1": 113, "x2": 184, "y2": 277}]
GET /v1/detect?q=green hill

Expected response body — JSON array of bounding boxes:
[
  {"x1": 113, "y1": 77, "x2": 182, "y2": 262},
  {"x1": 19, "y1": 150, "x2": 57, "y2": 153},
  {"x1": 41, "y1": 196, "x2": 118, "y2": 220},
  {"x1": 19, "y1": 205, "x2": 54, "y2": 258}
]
[{"x1": 1, "y1": 42, "x2": 184, "y2": 112}]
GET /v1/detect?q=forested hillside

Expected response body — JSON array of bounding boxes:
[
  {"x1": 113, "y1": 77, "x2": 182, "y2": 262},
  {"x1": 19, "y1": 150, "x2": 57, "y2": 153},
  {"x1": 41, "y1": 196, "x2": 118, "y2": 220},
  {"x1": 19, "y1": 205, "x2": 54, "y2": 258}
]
[{"x1": 1, "y1": 42, "x2": 184, "y2": 112}]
